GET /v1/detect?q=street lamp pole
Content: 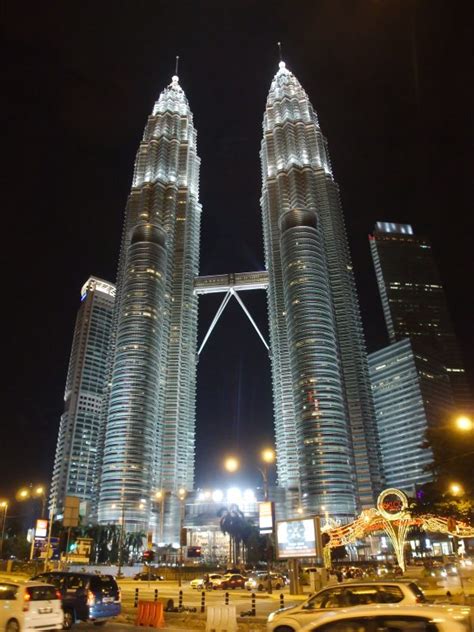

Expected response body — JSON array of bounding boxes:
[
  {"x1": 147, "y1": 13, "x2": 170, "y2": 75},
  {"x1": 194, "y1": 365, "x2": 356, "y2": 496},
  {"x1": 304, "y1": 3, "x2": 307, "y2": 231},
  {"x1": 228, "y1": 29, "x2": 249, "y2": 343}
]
[
  {"x1": 177, "y1": 488, "x2": 186, "y2": 588},
  {"x1": 0, "y1": 502, "x2": 8, "y2": 558}
]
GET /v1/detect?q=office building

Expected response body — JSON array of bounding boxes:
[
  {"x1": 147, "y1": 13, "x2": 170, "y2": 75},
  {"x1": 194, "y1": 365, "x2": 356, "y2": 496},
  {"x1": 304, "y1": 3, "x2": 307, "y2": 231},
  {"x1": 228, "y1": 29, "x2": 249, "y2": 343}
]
[{"x1": 50, "y1": 277, "x2": 115, "y2": 515}]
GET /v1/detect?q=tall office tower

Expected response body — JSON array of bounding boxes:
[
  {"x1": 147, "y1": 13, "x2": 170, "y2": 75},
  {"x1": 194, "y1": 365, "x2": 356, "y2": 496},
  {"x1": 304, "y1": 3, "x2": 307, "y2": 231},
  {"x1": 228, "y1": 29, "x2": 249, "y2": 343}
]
[
  {"x1": 98, "y1": 74, "x2": 201, "y2": 540},
  {"x1": 260, "y1": 62, "x2": 381, "y2": 519},
  {"x1": 50, "y1": 277, "x2": 115, "y2": 516},
  {"x1": 370, "y1": 221, "x2": 470, "y2": 409},
  {"x1": 368, "y1": 339, "x2": 453, "y2": 492}
]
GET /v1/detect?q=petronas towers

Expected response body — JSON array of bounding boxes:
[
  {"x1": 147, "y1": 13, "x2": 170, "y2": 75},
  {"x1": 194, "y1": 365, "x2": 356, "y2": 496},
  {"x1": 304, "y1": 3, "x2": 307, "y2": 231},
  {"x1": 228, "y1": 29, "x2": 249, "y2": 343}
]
[{"x1": 53, "y1": 61, "x2": 382, "y2": 540}]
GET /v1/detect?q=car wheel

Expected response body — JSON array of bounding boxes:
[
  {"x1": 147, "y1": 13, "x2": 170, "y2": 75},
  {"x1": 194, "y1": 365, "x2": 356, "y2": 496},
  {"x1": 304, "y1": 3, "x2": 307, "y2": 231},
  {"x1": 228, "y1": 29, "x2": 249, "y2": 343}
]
[
  {"x1": 274, "y1": 627, "x2": 295, "y2": 632},
  {"x1": 63, "y1": 610, "x2": 74, "y2": 630},
  {"x1": 5, "y1": 620, "x2": 20, "y2": 632},
  {"x1": 93, "y1": 622, "x2": 107, "y2": 626},
  {"x1": 275, "y1": 583, "x2": 281, "y2": 590},
  {"x1": 257, "y1": 584, "x2": 264, "y2": 591}
]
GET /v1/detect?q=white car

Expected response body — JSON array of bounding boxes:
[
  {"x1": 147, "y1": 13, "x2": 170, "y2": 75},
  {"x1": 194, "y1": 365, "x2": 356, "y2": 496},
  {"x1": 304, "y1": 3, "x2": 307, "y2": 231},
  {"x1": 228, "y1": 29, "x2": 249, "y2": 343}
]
[
  {"x1": 0, "y1": 581, "x2": 64, "y2": 632},
  {"x1": 297, "y1": 604, "x2": 472, "y2": 631},
  {"x1": 190, "y1": 574, "x2": 223, "y2": 589},
  {"x1": 267, "y1": 581, "x2": 427, "y2": 631}
]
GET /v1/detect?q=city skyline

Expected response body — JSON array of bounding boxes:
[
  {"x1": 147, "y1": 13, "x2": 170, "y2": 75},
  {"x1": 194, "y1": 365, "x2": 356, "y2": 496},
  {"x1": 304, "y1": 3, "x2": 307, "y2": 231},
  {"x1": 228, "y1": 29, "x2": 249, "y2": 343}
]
[{"x1": 2, "y1": 2, "x2": 472, "y2": 498}]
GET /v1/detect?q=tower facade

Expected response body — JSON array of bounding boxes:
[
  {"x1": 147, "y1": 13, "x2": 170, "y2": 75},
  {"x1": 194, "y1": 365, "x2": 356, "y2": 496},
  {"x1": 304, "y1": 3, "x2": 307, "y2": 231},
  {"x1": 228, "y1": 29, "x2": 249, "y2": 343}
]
[
  {"x1": 50, "y1": 277, "x2": 115, "y2": 516},
  {"x1": 260, "y1": 62, "x2": 382, "y2": 518},
  {"x1": 97, "y1": 75, "x2": 201, "y2": 540},
  {"x1": 369, "y1": 338, "x2": 453, "y2": 492},
  {"x1": 369, "y1": 221, "x2": 471, "y2": 410}
]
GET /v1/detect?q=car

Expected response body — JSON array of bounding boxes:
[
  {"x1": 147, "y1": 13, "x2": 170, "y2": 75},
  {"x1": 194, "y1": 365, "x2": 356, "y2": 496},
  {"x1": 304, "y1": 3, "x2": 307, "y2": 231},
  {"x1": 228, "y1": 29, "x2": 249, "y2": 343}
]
[
  {"x1": 213, "y1": 573, "x2": 247, "y2": 590},
  {"x1": 31, "y1": 571, "x2": 121, "y2": 629},
  {"x1": 133, "y1": 571, "x2": 165, "y2": 581},
  {"x1": 0, "y1": 580, "x2": 64, "y2": 632},
  {"x1": 297, "y1": 604, "x2": 472, "y2": 632},
  {"x1": 267, "y1": 581, "x2": 428, "y2": 631},
  {"x1": 245, "y1": 572, "x2": 287, "y2": 591},
  {"x1": 190, "y1": 574, "x2": 223, "y2": 590}
]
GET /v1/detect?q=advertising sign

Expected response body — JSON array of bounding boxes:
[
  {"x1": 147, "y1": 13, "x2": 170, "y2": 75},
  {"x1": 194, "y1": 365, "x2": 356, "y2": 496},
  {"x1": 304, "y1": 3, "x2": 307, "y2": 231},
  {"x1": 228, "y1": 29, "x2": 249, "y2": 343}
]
[
  {"x1": 63, "y1": 496, "x2": 80, "y2": 528},
  {"x1": 377, "y1": 488, "x2": 408, "y2": 521},
  {"x1": 35, "y1": 519, "x2": 48, "y2": 538},
  {"x1": 258, "y1": 501, "x2": 274, "y2": 534},
  {"x1": 276, "y1": 516, "x2": 321, "y2": 559}
]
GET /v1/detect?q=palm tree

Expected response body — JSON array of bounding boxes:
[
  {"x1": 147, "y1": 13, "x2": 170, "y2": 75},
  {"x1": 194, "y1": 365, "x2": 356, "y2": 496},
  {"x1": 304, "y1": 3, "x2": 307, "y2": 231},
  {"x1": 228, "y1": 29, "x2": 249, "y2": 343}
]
[{"x1": 218, "y1": 504, "x2": 253, "y2": 566}]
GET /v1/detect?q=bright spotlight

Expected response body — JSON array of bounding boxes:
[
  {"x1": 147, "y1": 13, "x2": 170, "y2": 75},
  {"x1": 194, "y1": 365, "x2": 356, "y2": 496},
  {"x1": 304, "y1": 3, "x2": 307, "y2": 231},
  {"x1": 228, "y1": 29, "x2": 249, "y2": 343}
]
[
  {"x1": 227, "y1": 487, "x2": 241, "y2": 503},
  {"x1": 212, "y1": 489, "x2": 224, "y2": 503}
]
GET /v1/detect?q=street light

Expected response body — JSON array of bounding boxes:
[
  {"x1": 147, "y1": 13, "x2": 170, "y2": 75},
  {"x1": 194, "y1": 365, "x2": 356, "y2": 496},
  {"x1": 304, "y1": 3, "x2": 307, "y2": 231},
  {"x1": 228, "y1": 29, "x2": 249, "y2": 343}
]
[
  {"x1": 177, "y1": 488, "x2": 187, "y2": 587},
  {"x1": 155, "y1": 490, "x2": 166, "y2": 543},
  {"x1": 0, "y1": 501, "x2": 8, "y2": 558},
  {"x1": 259, "y1": 448, "x2": 275, "y2": 501},
  {"x1": 224, "y1": 456, "x2": 240, "y2": 473},
  {"x1": 455, "y1": 415, "x2": 473, "y2": 432},
  {"x1": 449, "y1": 483, "x2": 464, "y2": 496}
]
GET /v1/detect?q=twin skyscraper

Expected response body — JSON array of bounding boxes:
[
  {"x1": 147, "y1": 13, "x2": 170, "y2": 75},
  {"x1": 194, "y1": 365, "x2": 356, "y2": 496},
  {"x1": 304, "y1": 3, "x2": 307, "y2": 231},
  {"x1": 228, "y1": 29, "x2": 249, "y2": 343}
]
[{"x1": 52, "y1": 61, "x2": 384, "y2": 541}]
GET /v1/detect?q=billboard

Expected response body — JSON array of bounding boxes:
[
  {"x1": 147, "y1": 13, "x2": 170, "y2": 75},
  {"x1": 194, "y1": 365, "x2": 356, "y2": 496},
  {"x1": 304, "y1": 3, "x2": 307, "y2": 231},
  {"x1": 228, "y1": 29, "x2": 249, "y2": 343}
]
[
  {"x1": 276, "y1": 516, "x2": 321, "y2": 559},
  {"x1": 35, "y1": 519, "x2": 48, "y2": 538},
  {"x1": 258, "y1": 501, "x2": 274, "y2": 534}
]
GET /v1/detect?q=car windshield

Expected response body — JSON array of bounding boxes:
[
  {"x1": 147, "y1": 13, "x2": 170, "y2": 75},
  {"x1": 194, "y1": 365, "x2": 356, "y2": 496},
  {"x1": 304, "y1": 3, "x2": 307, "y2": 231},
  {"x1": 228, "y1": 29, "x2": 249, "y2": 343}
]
[
  {"x1": 0, "y1": 584, "x2": 18, "y2": 600},
  {"x1": 27, "y1": 585, "x2": 59, "y2": 601}
]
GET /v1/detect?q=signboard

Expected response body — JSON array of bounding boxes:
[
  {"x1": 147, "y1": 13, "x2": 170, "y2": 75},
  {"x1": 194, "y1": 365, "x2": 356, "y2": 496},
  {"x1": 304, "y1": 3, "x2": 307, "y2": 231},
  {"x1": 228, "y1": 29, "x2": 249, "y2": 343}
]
[
  {"x1": 377, "y1": 488, "x2": 408, "y2": 521},
  {"x1": 276, "y1": 516, "x2": 322, "y2": 559},
  {"x1": 258, "y1": 501, "x2": 274, "y2": 534},
  {"x1": 35, "y1": 519, "x2": 48, "y2": 538},
  {"x1": 63, "y1": 496, "x2": 80, "y2": 527},
  {"x1": 33, "y1": 537, "x2": 60, "y2": 560},
  {"x1": 68, "y1": 537, "x2": 93, "y2": 564}
]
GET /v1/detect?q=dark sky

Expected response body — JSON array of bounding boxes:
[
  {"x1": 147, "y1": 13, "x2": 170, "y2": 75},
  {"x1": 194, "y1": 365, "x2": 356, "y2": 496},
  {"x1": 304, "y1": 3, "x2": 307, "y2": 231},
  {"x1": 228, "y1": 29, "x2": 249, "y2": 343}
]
[{"x1": 2, "y1": 1, "x2": 473, "y2": 500}]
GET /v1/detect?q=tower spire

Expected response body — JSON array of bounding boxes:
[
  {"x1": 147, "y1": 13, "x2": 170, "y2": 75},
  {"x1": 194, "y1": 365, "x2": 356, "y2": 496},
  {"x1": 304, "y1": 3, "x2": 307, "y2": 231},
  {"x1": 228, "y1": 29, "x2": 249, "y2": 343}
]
[
  {"x1": 175, "y1": 55, "x2": 179, "y2": 76},
  {"x1": 277, "y1": 41, "x2": 282, "y2": 62}
]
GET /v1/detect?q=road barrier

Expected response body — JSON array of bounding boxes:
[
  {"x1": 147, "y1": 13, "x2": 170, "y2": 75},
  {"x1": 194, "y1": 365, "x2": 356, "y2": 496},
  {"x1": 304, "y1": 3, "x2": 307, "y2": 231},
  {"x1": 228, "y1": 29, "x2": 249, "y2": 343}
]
[
  {"x1": 178, "y1": 589, "x2": 183, "y2": 609},
  {"x1": 201, "y1": 590, "x2": 206, "y2": 613},
  {"x1": 224, "y1": 591, "x2": 229, "y2": 605},
  {"x1": 134, "y1": 587, "x2": 139, "y2": 607},
  {"x1": 206, "y1": 605, "x2": 237, "y2": 632},
  {"x1": 251, "y1": 592, "x2": 256, "y2": 616},
  {"x1": 154, "y1": 588, "x2": 158, "y2": 602},
  {"x1": 135, "y1": 600, "x2": 165, "y2": 628},
  {"x1": 279, "y1": 592, "x2": 285, "y2": 609}
]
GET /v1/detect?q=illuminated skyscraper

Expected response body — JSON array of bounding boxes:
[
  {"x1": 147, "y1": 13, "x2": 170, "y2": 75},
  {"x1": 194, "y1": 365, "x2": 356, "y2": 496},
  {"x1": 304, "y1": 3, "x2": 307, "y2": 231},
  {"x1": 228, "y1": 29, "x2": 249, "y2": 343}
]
[
  {"x1": 370, "y1": 221, "x2": 471, "y2": 409},
  {"x1": 97, "y1": 75, "x2": 201, "y2": 541},
  {"x1": 50, "y1": 277, "x2": 115, "y2": 516},
  {"x1": 260, "y1": 62, "x2": 381, "y2": 518}
]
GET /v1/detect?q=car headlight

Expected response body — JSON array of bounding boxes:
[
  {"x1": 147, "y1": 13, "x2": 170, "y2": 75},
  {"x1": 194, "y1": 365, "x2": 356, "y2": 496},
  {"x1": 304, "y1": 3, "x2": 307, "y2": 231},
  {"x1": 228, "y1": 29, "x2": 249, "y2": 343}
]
[{"x1": 268, "y1": 612, "x2": 275, "y2": 622}]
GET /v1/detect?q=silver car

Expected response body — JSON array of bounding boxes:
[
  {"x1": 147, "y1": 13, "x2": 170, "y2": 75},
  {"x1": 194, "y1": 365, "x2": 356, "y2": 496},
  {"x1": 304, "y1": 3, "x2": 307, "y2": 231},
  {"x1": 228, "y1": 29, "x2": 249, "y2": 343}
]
[
  {"x1": 245, "y1": 572, "x2": 287, "y2": 591},
  {"x1": 267, "y1": 581, "x2": 427, "y2": 631}
]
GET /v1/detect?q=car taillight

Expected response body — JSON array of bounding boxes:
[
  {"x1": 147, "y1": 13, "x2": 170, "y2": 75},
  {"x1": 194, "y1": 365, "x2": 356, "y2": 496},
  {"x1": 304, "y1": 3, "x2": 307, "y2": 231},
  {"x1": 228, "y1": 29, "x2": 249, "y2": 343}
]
[
  {"x1": 416, "y1": 596, "x2": 423, "y2": 603},
  {"x1": 87, "y1": 590, "x2": 96, "y2": 607},
  {"x1": 56, "y1": 590, "x2": 62, "y2": 600},
  {"x1": 23, "y1": 591, "x2": 31, "y2": 611}
]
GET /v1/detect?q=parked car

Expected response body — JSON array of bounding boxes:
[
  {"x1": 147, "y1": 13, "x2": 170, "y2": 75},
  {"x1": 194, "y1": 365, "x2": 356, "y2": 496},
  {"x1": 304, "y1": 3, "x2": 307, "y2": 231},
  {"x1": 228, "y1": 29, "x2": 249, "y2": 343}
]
[
  {"x1": 31, "y1": 571, "x2": 121, "y2": 629},
  {"x1": 133, "y1": 571, "x2": 164, "y2": 581},
  {"x1": 0, "y1": 580, "x2": 64, "y2": 632},
  {"x1": 245, "y1": 572, "x2": 287, "y2": 591},
  {"x1": 297, "y1": 604, "x2": 472, "y2": 632},
  {"x1": 213, "y1": 573, "x2": 247, "y2": 590},
  {"x1": 267, "y1": 581, "x2": 427, "y2": 631},
  {"x1": 190, "y1": 574, "x2": 223, "y2": 590}
]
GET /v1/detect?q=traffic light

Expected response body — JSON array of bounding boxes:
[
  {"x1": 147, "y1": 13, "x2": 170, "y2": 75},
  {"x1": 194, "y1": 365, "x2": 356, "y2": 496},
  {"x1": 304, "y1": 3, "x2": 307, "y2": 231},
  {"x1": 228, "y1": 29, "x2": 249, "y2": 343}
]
[
  {"x1": 143, "y1": 549, "x2": 155, "y2": 563},
  {"x1": 187, "y1": 546, "x2": 202, "y2": 558}
]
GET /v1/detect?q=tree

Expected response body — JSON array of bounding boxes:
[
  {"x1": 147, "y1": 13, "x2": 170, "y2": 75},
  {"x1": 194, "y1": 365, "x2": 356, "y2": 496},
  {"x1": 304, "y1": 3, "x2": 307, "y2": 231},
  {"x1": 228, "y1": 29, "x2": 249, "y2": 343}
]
[{"x1": 218, "y1": 504, "x2": 254, "y2": 565}]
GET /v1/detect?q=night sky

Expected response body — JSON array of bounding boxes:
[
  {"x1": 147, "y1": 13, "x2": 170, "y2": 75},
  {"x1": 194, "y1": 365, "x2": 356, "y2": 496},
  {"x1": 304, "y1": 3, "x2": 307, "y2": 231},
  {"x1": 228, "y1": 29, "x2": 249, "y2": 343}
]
[{"x1": 2, "y1": 1, "x2": 473, "y2": 501}]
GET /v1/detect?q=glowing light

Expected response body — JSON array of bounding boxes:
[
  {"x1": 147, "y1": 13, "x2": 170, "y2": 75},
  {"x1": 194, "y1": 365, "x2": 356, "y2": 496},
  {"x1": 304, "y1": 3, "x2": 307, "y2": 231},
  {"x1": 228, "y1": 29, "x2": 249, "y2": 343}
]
[
  {"x1": 449, "y1": 483, "x2": 463, "y2": 496},
  {"x1": 178, "y1": 487, "x2": 186, "y2": 500},
  {"x1": 456, "y1": 416, "x2": 473, "y2": 432},
  {"x1": 34, "y1": 487, "x2": 44, "y2": 496},
  {"x1": 227, "y1": 487, "x2": 241, "y2": 503},
  {"x1": 243, "y1": 489, "x2": 256, "y2": 503},
  {"x1": 224, "y1": 456, "x2": 239, "y2": 473},
  {"x1": 261, "y1": 448, "x2": 275, "y2": 464},
  {"x1": 278, "y1": 61, "x2": 286, "y2": 71},
  {"x1": 155, "y1": 491, "x2": 163, "y2": 500},
  {"x1": 212, "y1": 489, "x2": 224, "y2": 503}
]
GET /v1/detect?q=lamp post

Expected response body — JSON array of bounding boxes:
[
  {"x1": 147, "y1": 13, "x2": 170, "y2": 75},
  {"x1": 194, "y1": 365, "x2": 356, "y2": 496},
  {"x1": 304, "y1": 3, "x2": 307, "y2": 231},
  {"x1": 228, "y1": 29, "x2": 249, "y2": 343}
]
[
  {"x1": 155, "y1": 490, "x2": 166, "y2": 544},
  {"x1": 17, "y1": 484, "x2": 48, "y2": 561},
  {"x1": 0, "y1": 501, "x2": 8, "y2": 558},
  {"x1": 177, "y1": 488, "x2": 186, "y2": 587},
  {"x1": 259, "y1": 448, "x2": 275, "y2": 501}
]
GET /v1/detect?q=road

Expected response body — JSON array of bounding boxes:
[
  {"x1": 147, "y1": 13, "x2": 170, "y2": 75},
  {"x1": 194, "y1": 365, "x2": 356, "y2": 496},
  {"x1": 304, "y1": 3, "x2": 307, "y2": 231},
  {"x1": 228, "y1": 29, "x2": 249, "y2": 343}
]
[{"x1": 118, "y1": 578, "x2": 292, "y2": 617}]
